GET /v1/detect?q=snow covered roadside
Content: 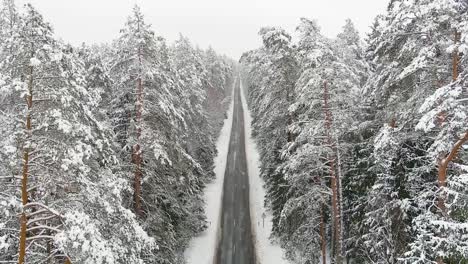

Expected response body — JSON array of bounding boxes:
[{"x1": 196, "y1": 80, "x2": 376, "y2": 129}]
[
  {"x1": 240, "y1": 80, "x2": 291, "y2": 264},
  {"x1": 184, "y1": 90, "x2": 234, "y2": 264}
]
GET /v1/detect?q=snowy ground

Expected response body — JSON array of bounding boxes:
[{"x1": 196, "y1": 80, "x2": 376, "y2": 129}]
[
  {"x1": 240, "y1": 81, "x2": 290, "y2": 264},
  {"x1": 184, "y1": 90, "x2": 234, "y2": 264}
]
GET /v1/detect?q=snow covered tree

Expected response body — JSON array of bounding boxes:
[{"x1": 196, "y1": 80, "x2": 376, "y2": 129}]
[
  {"x1": 332, "y1": 18, "x2": 373, "y2": 263},
  {"x1": 243, "y1": 26, "x2": 299, "y2": 238},
  {"x1": 357, "y1": 0, "x2": 468, "y2": 263},
  {"x1": 242, "y1": 1, "x2": 467, "y2": 264},
  {"x1": 0, "y1": 1, "x2": 234, "y2": 263},
  {"x1": 110, "y1": 5, "x2": 160, "y2": 216},
  {"x1": 402, "y1": 2, "x2": 468, "y2": 261},
  {"x1": 79, "y1": 44, "x2": 114, "y2": 115},
  {"x1": 275, "y1": 18, "x2": 335, "y2": 263},
  {"x1": 0, "y1": 0, "x2": 17, "y2": 41},
  {"x1": 0, "y1": 1, "x2": 21, "y2": 260},
  {"x1": 289, "y1": 18, "x2": 367, "y2": 263},
  {"x1": 1, "y1": 5, "x2": 72, "y2": 262},
  {"x1": 0, "y1": 3, "x2": 156, "y2": 263},
  {"x1": 172, "y1": 34, "x2": 216, "y2": 181},
  {"x1": 203, "y1": 47, "x2": 234, "y2": 135},
  {"x1": 109, "y1": 6, "x2": 234, "y2": 262},
  {"x1": 242, "y1": 17, "x2": 368, "y2": 264}
]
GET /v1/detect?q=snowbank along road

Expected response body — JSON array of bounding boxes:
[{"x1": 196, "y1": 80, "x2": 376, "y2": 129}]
[{"x1": 215, "y1": 79, "x2": 256, "y2": 264}]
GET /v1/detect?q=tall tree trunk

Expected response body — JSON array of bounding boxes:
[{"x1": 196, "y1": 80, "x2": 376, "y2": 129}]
[
  {"x1": 323, "y1": 81, "x2": 342, "y2": 263},
  {"x1": 436, "y1": 31, "x2": 462, "y2": 264},
  {"x1": 320, "y1": 205, "x2": 327, "y2": 264},
  {"x1": 18, "y1": 65, "x2": 33, "y2": 264},
  {"x1": 437, "y1": 31, "x2": 461, "y2": 215}
]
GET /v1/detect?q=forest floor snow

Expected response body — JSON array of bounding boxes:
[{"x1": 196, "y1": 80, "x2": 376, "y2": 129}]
[{"x1": 184, "y1": 92, "x2": 234, "y2": 264}]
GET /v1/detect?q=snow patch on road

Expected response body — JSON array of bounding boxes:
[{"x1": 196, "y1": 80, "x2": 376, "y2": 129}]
[
  {"x1": 240, "y1": 81, "x2": 291, "y2": 264},
  {"x1": 184, "y1": 90, "x2": 234, "y2": 264}
]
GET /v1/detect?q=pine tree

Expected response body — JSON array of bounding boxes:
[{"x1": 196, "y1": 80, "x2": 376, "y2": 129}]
[
  {"x1": 241, "y1": 17, "x2": 369, "y2": 264},
  {"x1": 109, "y1": 6, "x2": 234, "y2": 262},
  {"x1": 241, "y1": 27, "x2": 298, "y2": 239},
  {"x1": 0, "y1": 4, "x2": 156, "y2": 262},
  {"x1": 0, "y1": 1, "x2": 21, "y2": 261},
  {"x1": 1, "y1": 1, "x2": 234, "y2": 263}
]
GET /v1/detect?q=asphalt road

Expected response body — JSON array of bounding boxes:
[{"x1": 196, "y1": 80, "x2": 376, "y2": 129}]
[{"x1": 215, "y1": 80, "x2": 256, "y2": 264}]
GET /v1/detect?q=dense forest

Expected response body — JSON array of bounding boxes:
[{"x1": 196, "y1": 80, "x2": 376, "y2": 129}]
[
  {"x1": 241, "y1": 0, "x2": 467, "y2": 263},
  {"x1": 1, "y1": 0, "x2": 468, "y2": 263},
  {"x1": 0, "y1": 1, "x2": 234, "y2": 263}
]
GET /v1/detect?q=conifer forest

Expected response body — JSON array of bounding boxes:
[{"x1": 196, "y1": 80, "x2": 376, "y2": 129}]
[{"x1": 0, "y1": 0, "x2": 467, "y2": 263}]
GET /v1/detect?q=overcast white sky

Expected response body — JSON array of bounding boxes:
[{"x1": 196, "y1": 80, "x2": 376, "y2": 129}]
[{"x1": 22, "y1": 0, "x2": 389, "y2": 59}]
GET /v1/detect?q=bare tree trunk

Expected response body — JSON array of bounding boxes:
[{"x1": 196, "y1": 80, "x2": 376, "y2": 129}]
[
  {"x1": 18, "y1": 65, "x2": 33, "y2": 264},
  {"x1": 323, "y1": 81, "x2": 342, "y2": 263},
  {"x1": 320, "y1": 205, "x2": 327, "y2": 264},
  {"x1": 436, "y1": 31, "x2": 461, "y2": 264}
]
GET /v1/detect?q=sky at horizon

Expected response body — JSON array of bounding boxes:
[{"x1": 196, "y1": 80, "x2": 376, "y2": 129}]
[{"x1": 20, "y1": 0, "x2": 389, "y2": 59}]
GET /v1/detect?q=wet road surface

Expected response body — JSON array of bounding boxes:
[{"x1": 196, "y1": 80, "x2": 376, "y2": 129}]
[{"x1": 215, "y1": 79, "x2": 256, "y2": 264}]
